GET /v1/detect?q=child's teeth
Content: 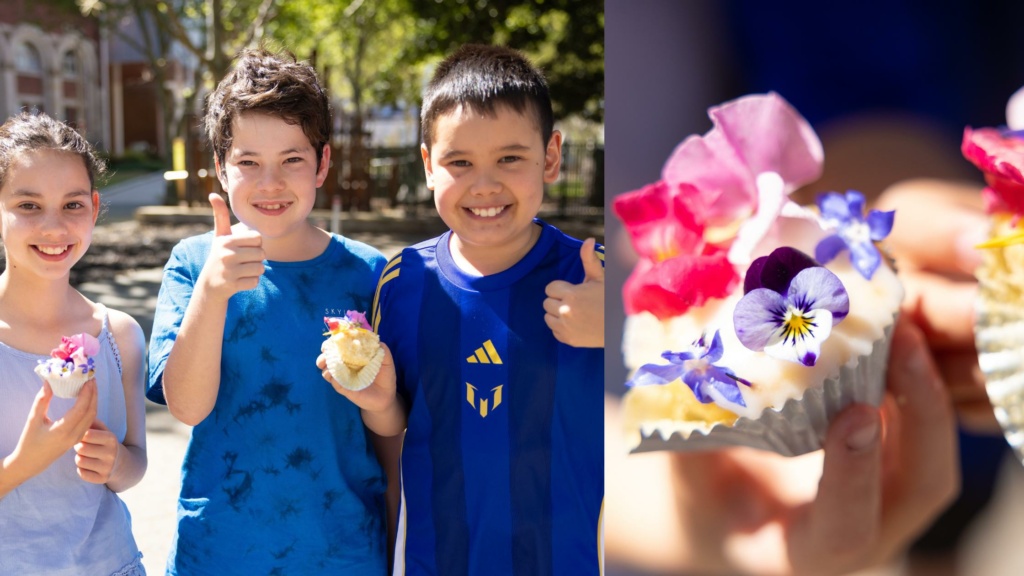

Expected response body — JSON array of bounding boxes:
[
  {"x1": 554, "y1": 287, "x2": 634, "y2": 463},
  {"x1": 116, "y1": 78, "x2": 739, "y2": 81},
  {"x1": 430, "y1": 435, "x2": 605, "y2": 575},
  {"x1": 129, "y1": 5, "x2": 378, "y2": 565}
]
[
  {"x1": 38, "y1": 246, "x2": 68, "y2": 255},
  {"x1": 471, "y1": 206, "x2": 504, "y2": 217}
]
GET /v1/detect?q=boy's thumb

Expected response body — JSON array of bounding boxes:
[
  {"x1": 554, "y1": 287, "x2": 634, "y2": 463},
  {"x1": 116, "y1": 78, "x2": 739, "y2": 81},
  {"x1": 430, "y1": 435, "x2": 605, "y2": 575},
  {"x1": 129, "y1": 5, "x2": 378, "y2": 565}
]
[
  {"x1": 210, "y1": 193, "x2": 232, "y2": 237},
  {"x1": 580, "y1": 238, "x2": 604, "y2": 283}
]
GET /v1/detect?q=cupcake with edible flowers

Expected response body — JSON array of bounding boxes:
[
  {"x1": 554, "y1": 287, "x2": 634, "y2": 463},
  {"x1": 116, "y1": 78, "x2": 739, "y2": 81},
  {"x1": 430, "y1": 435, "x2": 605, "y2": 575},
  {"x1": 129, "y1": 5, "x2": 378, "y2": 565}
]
[
  {"x1": 615, "y1": 92, "x2": 903, "y2": 456},
  {"x1": 34, "y1": 333, "x2": 100, "y2": 399},
  {"x1": 961, "y1": 89, "x2": 1024, "y2": 461},
  {"x1": 322, "y1": 310, "x2": 384, "y2": 391}
]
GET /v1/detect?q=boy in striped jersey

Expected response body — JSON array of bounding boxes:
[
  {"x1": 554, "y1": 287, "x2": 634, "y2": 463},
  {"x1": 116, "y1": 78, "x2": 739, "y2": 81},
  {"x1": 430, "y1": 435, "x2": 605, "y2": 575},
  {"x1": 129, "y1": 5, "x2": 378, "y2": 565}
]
[{"x1": 330, "y1": 43, "x2": 605, "y2": 575}]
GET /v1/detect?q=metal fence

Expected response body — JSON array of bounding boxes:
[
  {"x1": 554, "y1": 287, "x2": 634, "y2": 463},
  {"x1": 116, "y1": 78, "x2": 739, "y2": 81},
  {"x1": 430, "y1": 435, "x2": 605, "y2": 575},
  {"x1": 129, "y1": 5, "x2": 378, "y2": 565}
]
[{"x1": 344, "y1": 141, "x2": 604, "y2": 218}]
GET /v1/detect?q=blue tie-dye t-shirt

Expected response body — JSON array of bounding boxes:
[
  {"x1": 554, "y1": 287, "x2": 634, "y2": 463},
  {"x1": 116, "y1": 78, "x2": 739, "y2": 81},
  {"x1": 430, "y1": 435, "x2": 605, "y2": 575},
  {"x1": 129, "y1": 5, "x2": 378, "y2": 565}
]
[{"x1": 148, "y1": 232, "x2": 388, "y2": 575}]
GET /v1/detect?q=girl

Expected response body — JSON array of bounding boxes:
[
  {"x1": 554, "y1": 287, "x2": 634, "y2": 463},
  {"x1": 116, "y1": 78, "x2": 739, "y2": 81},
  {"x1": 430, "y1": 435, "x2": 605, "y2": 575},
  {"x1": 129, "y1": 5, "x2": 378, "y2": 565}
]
[{"x1": 0, "y1": 112, "x2": 147, "y2": 575}]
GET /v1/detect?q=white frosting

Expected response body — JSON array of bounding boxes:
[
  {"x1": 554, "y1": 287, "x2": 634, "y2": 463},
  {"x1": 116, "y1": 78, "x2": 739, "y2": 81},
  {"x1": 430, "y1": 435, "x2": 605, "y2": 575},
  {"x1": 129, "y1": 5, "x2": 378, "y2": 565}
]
[{"x1": 622, "y1": 215, "x2": 903, "y2": 422}]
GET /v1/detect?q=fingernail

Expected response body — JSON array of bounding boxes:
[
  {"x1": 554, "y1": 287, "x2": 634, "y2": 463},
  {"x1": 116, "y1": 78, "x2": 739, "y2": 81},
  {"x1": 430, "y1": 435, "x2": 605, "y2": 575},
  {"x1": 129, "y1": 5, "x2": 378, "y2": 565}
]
[{"x1": 845, "y1": 414, "x2": 879, "y2": 452}]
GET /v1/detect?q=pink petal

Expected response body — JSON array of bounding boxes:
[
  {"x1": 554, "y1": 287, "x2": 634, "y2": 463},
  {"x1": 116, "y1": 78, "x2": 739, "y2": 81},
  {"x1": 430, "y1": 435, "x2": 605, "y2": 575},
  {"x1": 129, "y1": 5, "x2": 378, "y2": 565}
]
[
  {"x1": 622, "y1": 252, "x2": 739, "y2": 319},
  {"x1": 662, "y1": 92, "x2": 823, "y2": 227},
  {"x1": 613, "y1": 181, "x2": 705, "y2": 261},
  {"x1": 962, "y1": 127, "x2": 1024, "y2": 215}
]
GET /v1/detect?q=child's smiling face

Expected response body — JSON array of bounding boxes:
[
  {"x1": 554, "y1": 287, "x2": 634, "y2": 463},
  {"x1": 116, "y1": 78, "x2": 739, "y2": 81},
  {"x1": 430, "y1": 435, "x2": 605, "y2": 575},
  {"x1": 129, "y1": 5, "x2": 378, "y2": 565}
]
[
  {"x1": 217, "y1": 111, "x2": 329, "y2": 242},
  {"x1": 0, "y1": 149, "x2": 98, "y2": 279},
  {"x1": 422, "y1": 103, "x2": 562, "y2": 273}
]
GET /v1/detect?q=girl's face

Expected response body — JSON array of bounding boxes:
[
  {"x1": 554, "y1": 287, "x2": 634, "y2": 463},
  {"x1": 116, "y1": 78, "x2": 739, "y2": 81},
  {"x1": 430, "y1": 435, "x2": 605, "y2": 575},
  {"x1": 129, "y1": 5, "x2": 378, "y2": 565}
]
[{"x1": 0, "y1": 149, "x2": 99, "y2": 280}]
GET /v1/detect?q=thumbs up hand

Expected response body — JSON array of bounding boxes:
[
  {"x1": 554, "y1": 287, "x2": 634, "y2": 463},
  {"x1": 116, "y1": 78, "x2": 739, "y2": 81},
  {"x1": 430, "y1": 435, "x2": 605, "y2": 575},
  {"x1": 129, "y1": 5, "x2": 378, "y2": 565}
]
[
  {"x1": 543, "y1": 238, "x2": 605, "y2": 348},
  {"x1": 200, "y1": 193, "x2": 265, "y2": 301}
]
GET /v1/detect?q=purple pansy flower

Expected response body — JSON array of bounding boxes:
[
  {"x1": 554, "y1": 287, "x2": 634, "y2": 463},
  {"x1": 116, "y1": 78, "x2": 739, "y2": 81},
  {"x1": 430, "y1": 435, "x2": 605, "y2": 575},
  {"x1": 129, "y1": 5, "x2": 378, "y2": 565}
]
[
  {"x1": 814, "y1": 191, "x2": 895, "y2": 280},
  {"x1": 734, "y1": 247, "x2": 849, "y2": 367},
  {"x1": 626, "y1": 330, "x2": 751, "y2": 407}
]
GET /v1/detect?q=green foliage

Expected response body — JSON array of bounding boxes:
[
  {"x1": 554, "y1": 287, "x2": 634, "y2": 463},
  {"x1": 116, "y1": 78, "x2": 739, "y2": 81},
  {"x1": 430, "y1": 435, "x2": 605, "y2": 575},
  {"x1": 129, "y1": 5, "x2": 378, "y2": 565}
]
[{"x1": 405, "y1": 0, "x2": 604, "y2": 122}]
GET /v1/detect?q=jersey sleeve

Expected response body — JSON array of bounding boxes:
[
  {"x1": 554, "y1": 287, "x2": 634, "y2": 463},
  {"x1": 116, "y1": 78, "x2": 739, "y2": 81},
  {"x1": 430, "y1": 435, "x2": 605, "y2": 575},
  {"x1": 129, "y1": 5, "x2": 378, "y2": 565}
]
[
  {"x1": 371, "y1": 252, "x2": 403, "y2": 335},
  {"x1": 146, "y1": 238, "x2": 205, "y2": 404}
]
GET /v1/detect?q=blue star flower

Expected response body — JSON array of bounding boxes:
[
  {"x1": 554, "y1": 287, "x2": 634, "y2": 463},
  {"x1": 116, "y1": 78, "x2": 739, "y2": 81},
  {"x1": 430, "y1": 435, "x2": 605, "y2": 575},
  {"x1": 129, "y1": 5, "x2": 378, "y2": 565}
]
[
  {"x1": 626, "y1": 330, "x2": 751, "y2": 407},
  {"x1": 733, "y1": 247, "x2": 849, "y2": 367},
  {"x1": 814, "y1": 191, "x2": 895, "y2": 280}
]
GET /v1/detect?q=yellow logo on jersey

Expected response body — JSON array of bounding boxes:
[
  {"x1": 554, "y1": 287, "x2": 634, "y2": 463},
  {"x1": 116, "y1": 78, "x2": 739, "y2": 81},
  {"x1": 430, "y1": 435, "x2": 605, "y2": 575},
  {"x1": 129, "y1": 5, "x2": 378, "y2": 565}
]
[
  {"x1": 466, "y1": 383, "x2": 503, "y2": 417},
  {"x1": 466, "y1": 340, "x2": 502, "y2": 364}
]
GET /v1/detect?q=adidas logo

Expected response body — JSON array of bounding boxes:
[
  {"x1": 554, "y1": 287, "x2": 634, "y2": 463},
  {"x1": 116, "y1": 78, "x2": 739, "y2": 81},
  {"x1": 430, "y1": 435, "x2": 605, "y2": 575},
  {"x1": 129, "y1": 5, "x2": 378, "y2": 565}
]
[{"x1": 466, "y1": 340, "x2": 502, "y2": 364}]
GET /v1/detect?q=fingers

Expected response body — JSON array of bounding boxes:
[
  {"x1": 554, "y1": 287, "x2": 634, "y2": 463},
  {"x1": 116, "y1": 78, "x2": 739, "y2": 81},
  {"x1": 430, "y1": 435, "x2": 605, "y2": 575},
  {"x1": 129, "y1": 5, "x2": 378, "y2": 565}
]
[
  {"x1": 580, "y1": 238, "x2": 605, "y2": 282},
  {"x1": 799, "y1": 403, "x2": 882, "y2": 572},
  {"x1": 75, "y1": 422, "x2": 118, "y2": 484},
  {"x1": 899, "y1": 268, "x2": 977, "y2": 349},
  {"x1": 210, "y1": 193, "x2": 233, "y2": 237},
  {"x1": 27, "y1": 381, "x2": 54, "y2": 424},
  {"x1": 876, "y1": 180, "x2": 987, "y2": 278},
  {"x1": 53, "y1": 380, "x2": 98, "y2": 439},
  {"x1": 879, "y1": 319, "x2": 959, "y2": 549}
]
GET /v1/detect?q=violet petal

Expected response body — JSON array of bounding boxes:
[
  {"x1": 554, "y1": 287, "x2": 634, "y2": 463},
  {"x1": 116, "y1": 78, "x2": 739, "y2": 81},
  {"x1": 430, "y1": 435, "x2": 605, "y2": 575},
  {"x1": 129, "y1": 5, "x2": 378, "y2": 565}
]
[
  {"x1": 763, "y1": 308, "x2": 833, "y2": 366},
  {"x1": 787, "y1": 267, "x2": 849, "y2": 323},
  {"x1": 849, "y1": 239, "x2": 882, "y2": 280},
  {"x1": 845, "y1": 190, "x2": 866, "y2": 219},
  {"x1": 814, "y1": 234, "x2": 848, "y2": 265},
  {"x1": 626, "y1": 362, "x2": 684, "y2": 388},
  {"x1": 866, "y1": 209, "x2": 895, "y2": 241},
  {"x1": 818, "y1": 192, "x2": 852, "y2": 222},
  {"x1": 744, "y1": 255, "x2": 768, "y2": 294},
  {"x1": 705, "y1": 330, "x2": 724, "y2": 363},
  {"x1": 733, "y1": 288, "x2": 788, "y2": 351},
  {"x1": 758, "y1": 246, "x2": 818, "y2": 294},
  {"x1": 703, "y1": 367, "x2": 747, "y2": 407}
]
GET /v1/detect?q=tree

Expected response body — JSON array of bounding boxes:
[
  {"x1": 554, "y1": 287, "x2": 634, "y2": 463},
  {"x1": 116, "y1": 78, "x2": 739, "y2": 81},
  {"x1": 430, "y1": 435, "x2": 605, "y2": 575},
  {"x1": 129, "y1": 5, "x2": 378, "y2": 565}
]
[{"x1": 405, "y1": 0, "x2": 604, "y2": 122}]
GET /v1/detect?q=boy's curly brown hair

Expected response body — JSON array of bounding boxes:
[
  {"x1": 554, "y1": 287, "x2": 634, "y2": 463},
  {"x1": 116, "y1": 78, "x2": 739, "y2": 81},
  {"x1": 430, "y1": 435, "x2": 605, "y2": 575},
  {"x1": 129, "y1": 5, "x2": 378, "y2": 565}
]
[{"x1": 205, "y1": 48, "x2": 332, "y2": 170}]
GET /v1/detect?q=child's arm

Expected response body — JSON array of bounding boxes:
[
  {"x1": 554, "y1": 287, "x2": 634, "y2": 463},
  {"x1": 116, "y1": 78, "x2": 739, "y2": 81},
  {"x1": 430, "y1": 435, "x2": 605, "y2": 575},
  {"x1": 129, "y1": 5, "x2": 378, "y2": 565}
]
[
  {"x1": 317, "y1": 343, "x2": 407, "y2": 437},
  {"x1": 544, "y1": 238, "x2": 605, "y2": 348},
  {"x1": 0, "y1": 380, "x2": 97, "y2": 499},
  {"x1": 73, "y1": 311, "x2": 148, "y2": 492},
  {"x1": 163, "y1": 194, "x2": 264, "y2": 425}
]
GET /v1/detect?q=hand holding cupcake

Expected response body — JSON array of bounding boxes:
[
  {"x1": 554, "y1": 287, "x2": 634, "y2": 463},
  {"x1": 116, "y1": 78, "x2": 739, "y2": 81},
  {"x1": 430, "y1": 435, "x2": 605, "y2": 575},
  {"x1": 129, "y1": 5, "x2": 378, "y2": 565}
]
[{"x1": 321, "y1": 311, "x2": 385, "y2": 391}]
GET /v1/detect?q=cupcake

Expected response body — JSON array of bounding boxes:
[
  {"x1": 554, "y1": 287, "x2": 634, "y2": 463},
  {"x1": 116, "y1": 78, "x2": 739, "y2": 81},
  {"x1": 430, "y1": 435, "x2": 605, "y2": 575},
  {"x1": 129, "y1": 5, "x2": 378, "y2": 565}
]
[
  {"x1": 614, "y1": 93, "x2": 902, "y2": 456},
  {"x1": 34, "y1": 333, "x2": 100, "y2": 399},
  {"x1": 962, "y1": 105, "x2": 1024, "y2": 460},
  {"x1": 322, "y1": 311, "x2": 384, "y2": 391}
]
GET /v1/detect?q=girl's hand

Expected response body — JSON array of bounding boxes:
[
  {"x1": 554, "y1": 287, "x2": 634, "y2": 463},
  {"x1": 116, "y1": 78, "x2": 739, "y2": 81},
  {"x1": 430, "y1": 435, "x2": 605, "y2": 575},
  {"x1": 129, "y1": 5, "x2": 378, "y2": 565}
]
[
  {"x1": 74, "y1": 419, "x2": 120, "y2": 484},
  {"x1": 2, "y1": 380, "x2": 97, "y2": 492}
]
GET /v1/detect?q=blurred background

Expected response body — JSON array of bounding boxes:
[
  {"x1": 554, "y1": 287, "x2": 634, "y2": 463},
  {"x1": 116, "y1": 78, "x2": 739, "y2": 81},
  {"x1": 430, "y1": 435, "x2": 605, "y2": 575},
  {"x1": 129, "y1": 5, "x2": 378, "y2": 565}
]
[{"x1": 606, "y1": 1, "x2": 1024, "y2": 575}]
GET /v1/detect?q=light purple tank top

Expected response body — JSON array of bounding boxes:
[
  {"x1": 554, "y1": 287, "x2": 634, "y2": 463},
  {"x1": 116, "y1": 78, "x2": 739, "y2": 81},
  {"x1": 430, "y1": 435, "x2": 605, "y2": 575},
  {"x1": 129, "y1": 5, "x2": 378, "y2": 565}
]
[{"x1": 0, "y1": 311, "x2": 143, "y2": 575}]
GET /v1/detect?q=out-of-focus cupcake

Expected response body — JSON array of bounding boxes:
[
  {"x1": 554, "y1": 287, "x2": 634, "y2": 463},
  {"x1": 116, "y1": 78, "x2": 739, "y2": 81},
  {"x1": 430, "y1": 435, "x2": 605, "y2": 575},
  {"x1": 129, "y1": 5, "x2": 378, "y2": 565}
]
[
  {"x1": 615, "y1": 93, "x2": 902, "y2": 456},
  {"x1": 962, "y1": 95, "x2": 1024, "y2": 461},
  {"x1": 322, "y1": 311, "x2": 384, "y2": 391},
  {"x1": 34, "y1": 333, "x2": 99, "y2": 399}
]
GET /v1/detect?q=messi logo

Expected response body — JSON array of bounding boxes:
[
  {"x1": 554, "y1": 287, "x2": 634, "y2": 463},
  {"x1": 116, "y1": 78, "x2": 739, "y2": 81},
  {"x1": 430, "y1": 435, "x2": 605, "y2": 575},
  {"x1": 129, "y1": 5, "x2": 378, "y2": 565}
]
[{"x1": 466, "y1": 383, "x2": 503, "y2": 418}]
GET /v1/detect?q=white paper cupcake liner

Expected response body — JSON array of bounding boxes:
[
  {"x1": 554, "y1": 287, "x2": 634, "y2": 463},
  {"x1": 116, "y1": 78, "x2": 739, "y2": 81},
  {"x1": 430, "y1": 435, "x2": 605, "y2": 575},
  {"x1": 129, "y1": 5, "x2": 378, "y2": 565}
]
[
  {"x1": 323, "y1": 341, "x2": 385, "y2": 392},
  {"x1": 975, "y1": 283, "x2": 1024, "y2": 463},
  {"x1": 37, "y1": 370, "x2": 94, "y2": 399},
  {"x1": 630, "y1": 320, "x2": 896, "y2": 457}
]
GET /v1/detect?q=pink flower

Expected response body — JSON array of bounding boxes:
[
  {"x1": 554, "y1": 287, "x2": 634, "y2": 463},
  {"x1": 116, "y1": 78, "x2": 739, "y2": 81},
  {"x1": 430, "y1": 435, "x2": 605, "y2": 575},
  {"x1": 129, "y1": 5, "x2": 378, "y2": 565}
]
[
  {"x1": 344, "y1": 310, "x2": 371, "y2": 330},
  {"x1": 613, "y1": 181, "x2": 739, "y2": 318},
  {"x1": 661, "y1": 92, "x2": 823, "y2": 228},
  {"x1": 51, "y1": 333, "x2": 99, "y2": 362},
  {"x1": 962, "y1": 127, "x2": 1024, "y2": 216}
]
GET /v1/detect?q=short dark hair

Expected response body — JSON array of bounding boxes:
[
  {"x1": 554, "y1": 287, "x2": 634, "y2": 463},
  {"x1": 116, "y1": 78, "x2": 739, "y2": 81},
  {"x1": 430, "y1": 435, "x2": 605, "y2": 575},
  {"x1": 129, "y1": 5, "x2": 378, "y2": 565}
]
[
  {"x1": 0, "y1": 111, "x2": 106, "y2": 192},
  {"x1": 421, "y1": 44, "x2": 553, "y2": 150},
  {"x1": 205, "y1": 47, "x2": 332, "y2": 168}
]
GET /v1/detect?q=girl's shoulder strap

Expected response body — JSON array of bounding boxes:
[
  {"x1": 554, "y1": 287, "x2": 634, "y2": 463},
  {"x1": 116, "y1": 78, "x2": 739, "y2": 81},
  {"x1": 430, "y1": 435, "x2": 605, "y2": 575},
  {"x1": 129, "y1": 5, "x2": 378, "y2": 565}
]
[{"x1": 99, "y1": 305, "x2": 124, "y2": 378}]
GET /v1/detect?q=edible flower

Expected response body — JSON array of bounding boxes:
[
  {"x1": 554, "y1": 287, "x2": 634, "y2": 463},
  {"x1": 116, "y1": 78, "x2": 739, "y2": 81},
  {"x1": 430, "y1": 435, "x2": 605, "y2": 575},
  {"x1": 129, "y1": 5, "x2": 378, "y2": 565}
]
[
  {"x1": 962, "y1": 126, "x2": 1024, "y2": 218},
  {"x1": 52, "y1": 333, "x2": 99, "y2": 365},
  {"x1": 613, "y1": 181, "x2": 738, "y2": 318},
  {"x1": 733, "y1": 247, "x2": 848, "y2": 367},
  {"x1": 626, "y1": 330, "x2": 752, "y2": 407},
  {"x1": 325, "y1": 310, "x2": 372, "y2": 335},
  {"x1": 614, "y1": 93, "x2": 824, "y2": 318},
  {"x1": 814, "y1": 191, "x2": 894, "y2": 280}
]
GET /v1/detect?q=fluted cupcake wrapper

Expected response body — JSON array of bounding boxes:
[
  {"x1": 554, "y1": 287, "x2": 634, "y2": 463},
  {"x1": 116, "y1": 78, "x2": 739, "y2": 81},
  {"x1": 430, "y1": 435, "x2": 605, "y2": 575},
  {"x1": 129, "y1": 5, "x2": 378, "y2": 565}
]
[
  {"x1": 630, "y1": 319, "x2": 895, "y2": 457},
  {"x1": 324, "y1": 342, "x2": 385, "y2": 392},
  {"x1": 36, "y1": 370, "x2": 95, "y2": 399}
]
